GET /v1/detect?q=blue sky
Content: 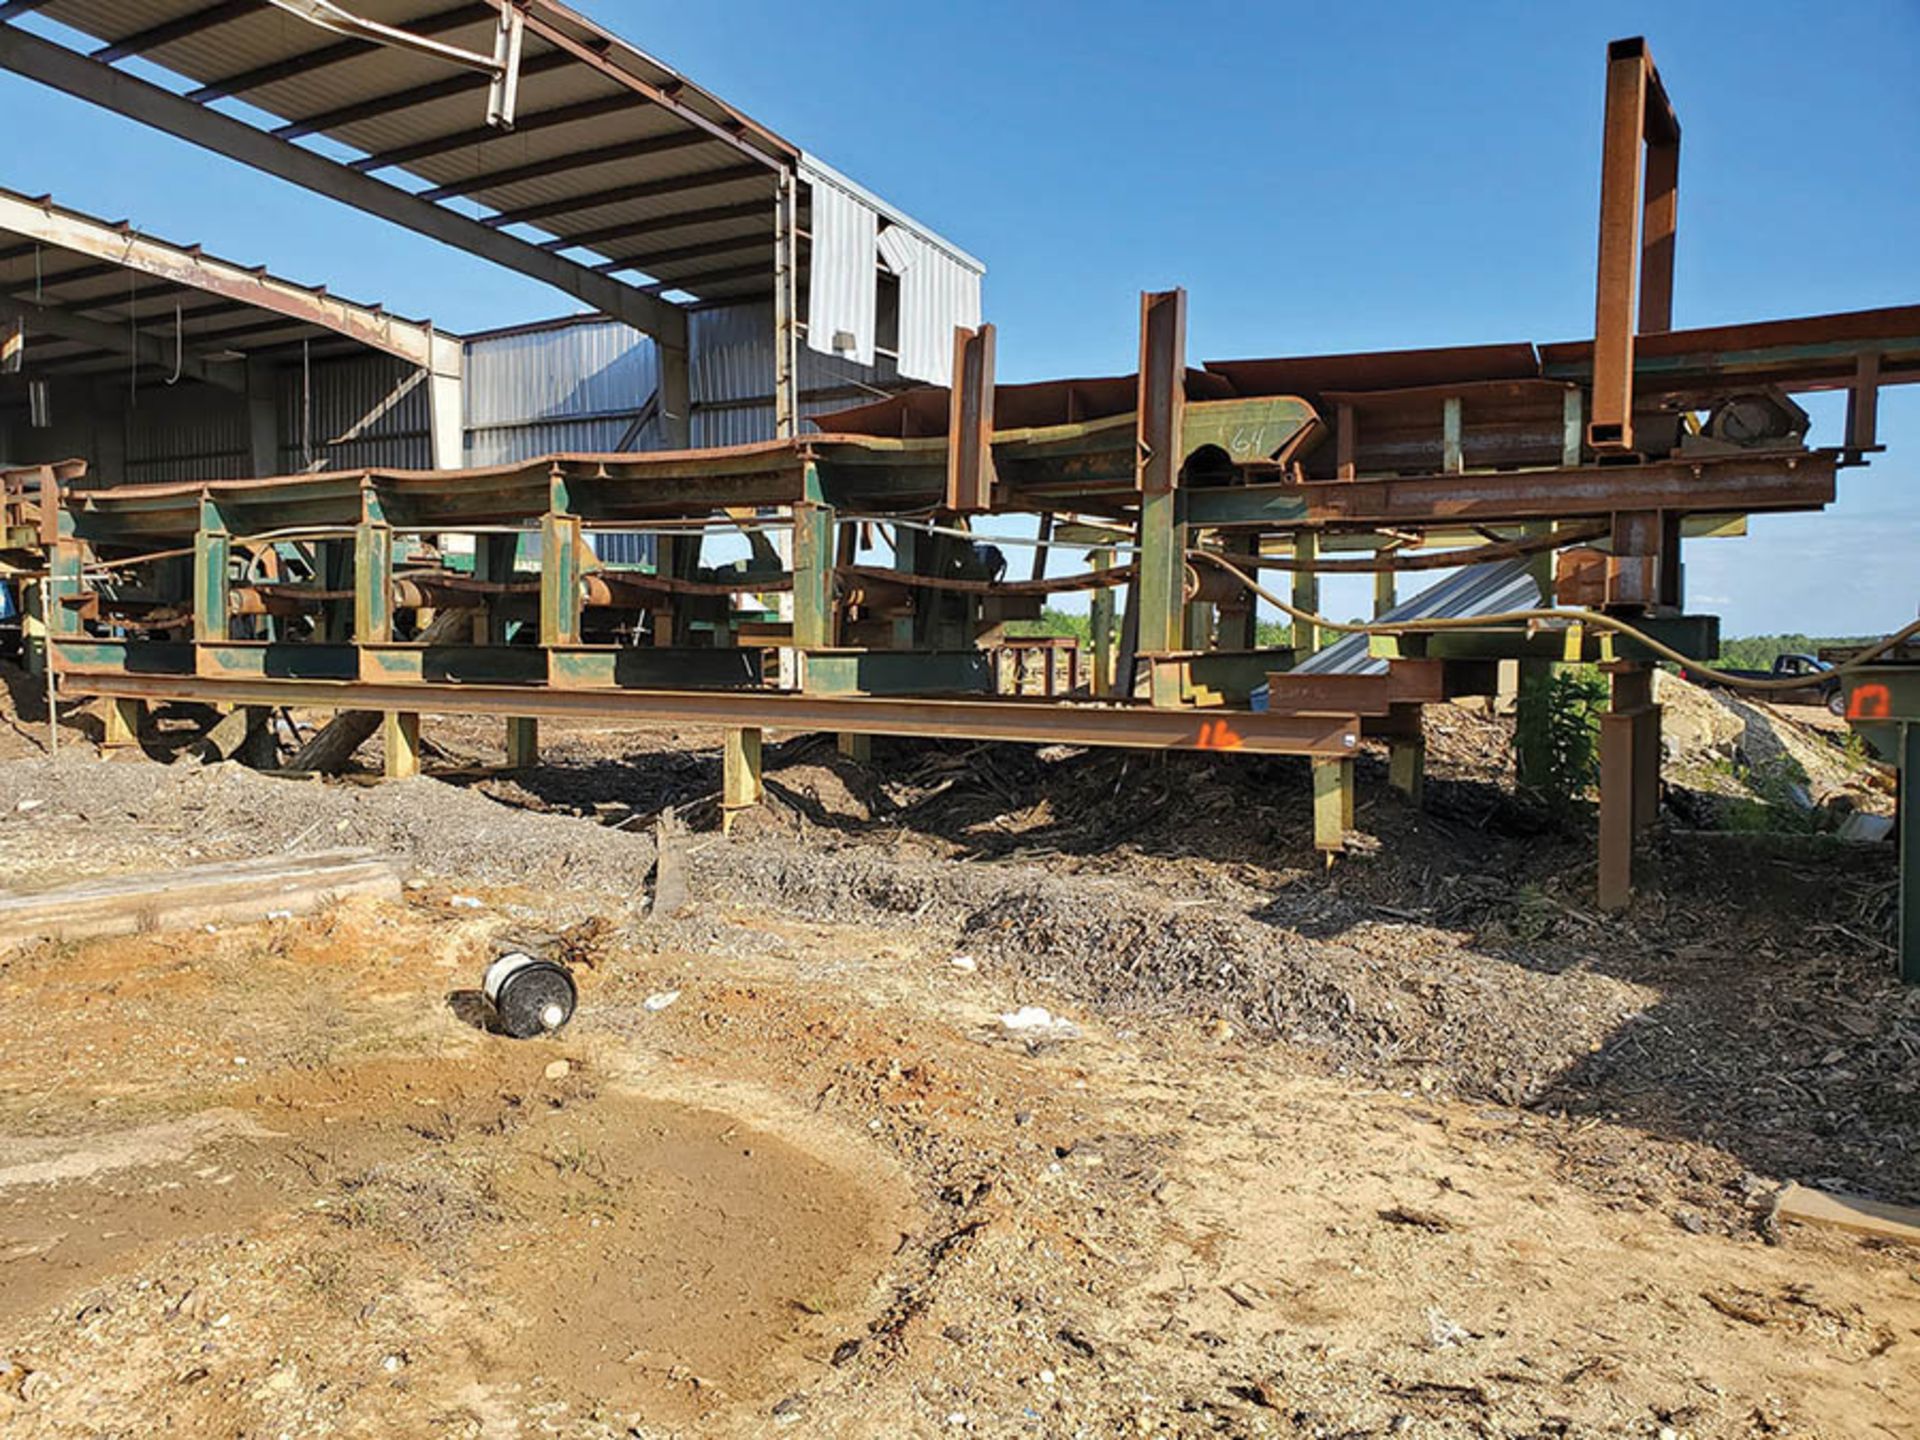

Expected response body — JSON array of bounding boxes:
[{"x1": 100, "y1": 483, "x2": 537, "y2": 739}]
[{"x1": 0, "y1": 2, "x2": 1913, "y2": 634}]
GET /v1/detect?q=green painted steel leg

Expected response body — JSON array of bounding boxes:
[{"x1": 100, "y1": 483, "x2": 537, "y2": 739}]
[
  {"x1": 1089, "y1": 548, "x2": 1115, "y2": 696},
  {"x1": 1514, "y1": 660, "x2": 1553, "y2": 791},
  {"x1": 540, "y1": 512, "x2": 582, "y2": 648},
  {"x1": 1312, "y1": 756, "x2": 1354, "y2": 851},
  {"x1": 1136, "y1": 489, "x2": 1186, "y2": 707},
  {"x1": 355, "y1": 521, "x2": 393, "y2": 645},
  {"x1": 723, "y1": 726, "x2": 763, "y2": 835},
  {"x1": 1292, "y1": 531, "x2": 1321, "y2": 654},
  {"x1": 837, "y1": 732, "x2": 871, "y2": 764},
  {"x1": 1388, "y1": 736, "x2": 1425, "y2": 805},
  {"x1": 103, "y1": 696, "x2": 144, "y2": 749},
  {"x1": 1373, "y1": 565, "x2": 1397, "y2": 619},
  {"x1": 384, "y1": 712, "x2": 421, "y2": 780},
  {"x1": 1902, "y1": 722, "x2": 1918, "y2": 985},
  {"x1": 506, "y1": 717, "x2": 539, "y2": 769}
]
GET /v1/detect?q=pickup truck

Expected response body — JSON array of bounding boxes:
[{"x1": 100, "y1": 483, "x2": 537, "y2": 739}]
[{"x1": 1679, "y1": 652, "x2": 1845, "y2": 714}]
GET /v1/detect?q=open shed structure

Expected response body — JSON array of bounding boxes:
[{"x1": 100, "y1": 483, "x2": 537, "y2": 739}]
[{"x1": 0, "y1": 0, "x2": 985, "y2": 434}]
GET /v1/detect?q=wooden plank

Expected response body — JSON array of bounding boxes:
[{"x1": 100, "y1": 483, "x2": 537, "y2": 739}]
[
  {"x1": 0, "y1": 849, "x2": 402, "y2": 948},
  {"x1": 1775, "y1": 1183, "x2": 1920, "y2": 1244}
]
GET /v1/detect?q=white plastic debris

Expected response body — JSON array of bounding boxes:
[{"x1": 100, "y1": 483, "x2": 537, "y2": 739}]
[
  {"x1": 644, "y1": 990, "x2": 681, "y2": 1013},
  {"x1": 999, "y1": 1005, "x2": 1078, "y2": 1037},
  {"x1": 948, "y1": 955, "x2": 978, "y2": 973},
  {"x1": 448, "y1": 895, "x2": 484, "y2": 910}
]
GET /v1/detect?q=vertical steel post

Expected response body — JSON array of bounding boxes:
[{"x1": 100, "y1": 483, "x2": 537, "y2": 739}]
[
  {"x1": 194, "y1": 497, "x2": 232, "y2": 647},
  {"x1": 773, "y1": 169, "x2": 799, "y2": 441},
  {"x1": 946, "y1": 324, "x2": 996, "y2": 514},
  {"x1": 540, "y1": 470, "x2": 582, "y2": 651},
  {"x1": 1589, "y1": 36, "x2": 1679, "y2": 453},
  {"x1": 723, "y1": 725, "x2": 763, "y2": 835},
  {"x1": 1901, "y1": 722, "x2": 1919, "y2": 985},
  {"x1": 792, "y1": 461, "x2": 835, "y2": 656},
  {"x1": 1089, "y1": 547, "x2": 1115, "y2": 697},
  {"x1": 1597, "y1": 662, "x2": 1656, "y2": 909},
  {"x1": 1292, "y1": 531, "x2": 1321, "y2": 655},
  {"x1": 1134, "y1": 290, "x2": 1188, "y2": 708},
  {"x1": 1389, "y1": 734, "x2": 1425, "y2": 805},
  {"x1": 506, "y1": 716, "x2": 538, "y2": 769},
  {"x1": 1312, "y1": 757, "x2": 1354, "y2": 852},
  {"x1": 384, "y1": 710, "x2": 421, "y2": 780},
  {"x1": 104, "y1": 697, "x2": 143, "y2": 749},
  {"x1": 353, "y1": 518, "x2": 393, "y2": 646}
]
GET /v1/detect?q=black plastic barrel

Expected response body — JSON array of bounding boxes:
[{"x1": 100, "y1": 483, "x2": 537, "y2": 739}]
[{"x1": 482, "y1": 952, "x2": 577, "y2": 1038}]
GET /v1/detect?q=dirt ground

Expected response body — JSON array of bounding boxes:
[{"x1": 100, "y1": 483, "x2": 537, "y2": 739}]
[{"x1": 1, "y1": 670, "x2": 1915, "y2": 1438}]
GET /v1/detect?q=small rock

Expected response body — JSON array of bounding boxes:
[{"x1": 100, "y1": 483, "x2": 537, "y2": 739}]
[
  {"x1": 15, "y1": 798, "x2": 43, "y2": 813},
  {"x1": 771, "y1": 1394, "x2": 807, "y2": 1422},
  {"x1": 644, "y1": 990, "x2": 681, "y2": 1013},
  {"x1": 449, "y1": 895, "x2": 484, "y2": 910},
  {"x1": 1674, "y1": 1210, "x2": 1709, "y2": 1235},
  {"x1": 948, "y1": 955, "x2": 977, "y2": 972},
  {"x1": 544, "y1": 1060, "x2": 571, "y2": 1080},
  {"x1": 1207, "y1": 1018, "x2": 1233, "y2": 1042},
  {"x1": 381, "y1": 1353, "x2": 406, "y2": 1373}
]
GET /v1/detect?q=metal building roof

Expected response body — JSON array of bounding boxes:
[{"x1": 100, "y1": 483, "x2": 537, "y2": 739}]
[
  {"x1": 0, "y1": 0, "x2": 977, "y2": 346},
  {"x1": 0, "y1": 182, "x2": 453, "y2": 387}
]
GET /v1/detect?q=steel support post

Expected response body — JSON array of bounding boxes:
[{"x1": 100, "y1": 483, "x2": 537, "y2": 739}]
[
  {"x1": 474, "y1": 532, "x2": 520, "y2": 644},
  {"x1": 506, "y1": 716, "x2": 539, "y2": 770},
  {"x1": 354, "y1": 517, "x2": 394, "y2": 647},
  {"x1": 837, "y1": 733, "x2": 872, "y2": 764},
  {"x1": 773, "y1": 169, "x2": 799, "y2": 440},
  {"x1": 1373, "y1": 562, "x2": 1397, "y2": 620},
  {"x1": 1901, "y1": 722, "x2": 1919, "y2": 985},
  {"x1": 1514, "y1": 519, "x2": 1555, "y2": 792},
  {"x1": 1597, "y1": 662, "x2": 1658, "y2": 909},
  {"x1": 723, "y1": 725, "x2": 763, "y2": 835},
  {"x1": 1313, "y1": 756, "x2": 1354, "y2": 852},
  {"x1": 1135, "y1": 290, "x2": 1188, "y2": 708},
  {"x1": 1089, "y1": 548, "x2": 1116, "y2": 696},
  {"x1": 194, "y1": 503, "x2": 232, "y2": 646},
  {"x1": 946, "y1": 324, "x2": 996, "y2": 513},
  {"x1": 659, "y1": 339, "x2": 693, "y2": 450},
  {"x1": 103, "y1": 696, "x2": 143, "y2": 749},
  {"x1": 1389, "y1": 736, "x2": 1425, "y2": 806},
  {"x1": 540, "y1": 511, "x2": 583, "y2": 648},
  {"x1": 793, "y1": 462, "x2": 836, "y2": 656},
  {"x1": 1292, "y1": 531, "x2": 1321, "y2": 654},
  {"x1": 384, "y1": 711, "x2": 421, "y2": 780}
]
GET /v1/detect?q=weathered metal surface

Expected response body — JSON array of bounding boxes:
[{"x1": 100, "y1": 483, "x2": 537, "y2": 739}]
[
  {"x1": 945, "y1": 324, "x2": 996, "y2": 513},
  {"x1": 57, "y1": 667, "x2": 1364, "y2": 757}
]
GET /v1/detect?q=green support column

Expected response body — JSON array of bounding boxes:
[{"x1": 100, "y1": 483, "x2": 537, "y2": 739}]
[
  {"x1": 384, "y1": 711, "x2": 421, "y2": 780},
  {"x1": 1292, "y1": 531, "x2": 1321, "y2": 654},
  {"x1": 1388, "y1": 736, "x2": 1426, "y2": 805},
  {"x1": 1901, "y1": 722, "x2": 1919, "y2": 985},
  {"x1": 1373, "y1": 563, "x2": 1397, "y2": 619},
  {"x1": 837, "y1": 733, "x2": 871, "y2": 764},
  {"x1": 1312, "y1": 756, "x2": 1354, "y2": 851},
  {"x1": 193, "y1": 499, "x2": 232, "y2": 647},
  {"x1": 475, "y1": 532, "x2": 521, "y2": 645},
  {"x1": 354, "y1": 516, "x2": 393, "y2": 645},
  {"x1": 1136, "y1": 488, "x2": 1187, "y2": 707},
  {"x1": 506, "y1": 717, "x2": 539, "y2": 770},
  {"x1": 793, "y1": 462, "x2": 836, "y2": 658},
  {"x1": 723, "y1": 725, "x2": 763, "y2": 835},
  {"x1": 104, "y1": 697, "x2": 144, "y2": 750},
  {"x1": 1089, "y1": 547, "x2": 1115, "y2": 696},
  {"x1": 1514, "y1": 519, "x2": 1556, "y2": 792},
  {"x1": 540, "y1": 511, "x2": 583, "y2": 648}
]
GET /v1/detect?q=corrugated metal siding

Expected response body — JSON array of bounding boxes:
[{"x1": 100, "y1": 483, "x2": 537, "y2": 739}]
[
  {"x1": 277, "y1": 354, "x2": 431, "y2": 473},
  {"x1": 691, "y1": 301, "x2": 899, "y2": 448},
  {"x1": 463, "y1": 318, "x2": 661, "y2": 465},
  {"x1": 125, "y1": 386, "x2": 248, "y2": 485}
]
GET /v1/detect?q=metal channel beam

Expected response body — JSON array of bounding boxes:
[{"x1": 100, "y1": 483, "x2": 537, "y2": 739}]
[
  {"x1": 0, "y1": 293, "x2": 244, "y2": 390},
  {"x1": 1189, "y1": 451, "x2": 1834, "y2": 529},
  {"x1": 56, "y1": 668, "x2": 1361, "y2": 756},
  {"x1": 0, "y1": 21, "x2": 689, "y2": 347},
  {"x1": 1590, "y1": 36, "x2": 1680, "y2": 453},
  {"x1": 945, "y1": 323, "x2": 996, "y2": 512}
]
